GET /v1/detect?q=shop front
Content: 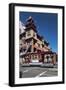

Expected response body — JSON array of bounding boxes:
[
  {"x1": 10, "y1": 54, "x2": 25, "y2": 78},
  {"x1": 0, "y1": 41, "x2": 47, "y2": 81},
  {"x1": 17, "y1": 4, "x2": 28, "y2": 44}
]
[{"x1": 20, "y1": 52, "x2": 57, "y2": 65}]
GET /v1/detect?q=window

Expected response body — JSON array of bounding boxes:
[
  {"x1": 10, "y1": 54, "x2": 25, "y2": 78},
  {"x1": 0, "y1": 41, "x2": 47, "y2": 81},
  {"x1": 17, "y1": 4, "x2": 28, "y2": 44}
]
[
  {"x1": 27, "y1": 31, "x2": 31, "y2": 36},
  {"x1": 34, "y1": 55, "x2": 37, "y2": 59},
  {"x1": 34, "y1": 48, "x2": 36, "y2": 52},
  {"x1": 31, "y1": 55, "x2": 37, "y2": 60},
  {"x1": 38, "y1": 44, "x2": 40, "y2": 47},
  {"x1": 33, "y1": 33, "x2": 35, "y2": 37},
  {"x1": 32, "y1": 55, "x2": 34, "y2": 59}
]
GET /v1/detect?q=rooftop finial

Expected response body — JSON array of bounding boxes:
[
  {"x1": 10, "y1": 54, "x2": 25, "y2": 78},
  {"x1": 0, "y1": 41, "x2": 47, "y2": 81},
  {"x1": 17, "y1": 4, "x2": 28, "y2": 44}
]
[
  {"x1": 26, "y1": 16, "x2": 33, "y2": 22},
  {"x1": 29, "y1": 16, "x2": 32, "y2": 19}
]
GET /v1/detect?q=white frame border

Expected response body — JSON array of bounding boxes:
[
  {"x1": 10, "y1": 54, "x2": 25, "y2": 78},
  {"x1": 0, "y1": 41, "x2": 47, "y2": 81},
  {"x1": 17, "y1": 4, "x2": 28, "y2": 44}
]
[{"x1": 14, "y1": 5, "x2": 63, "y2": 84}]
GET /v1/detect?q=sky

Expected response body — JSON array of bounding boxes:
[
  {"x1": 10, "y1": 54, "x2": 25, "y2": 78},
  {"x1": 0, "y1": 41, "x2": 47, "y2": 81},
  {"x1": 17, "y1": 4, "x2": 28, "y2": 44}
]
[{"x1": 19, "y1": 12, "x2": 58, "y2": 53}]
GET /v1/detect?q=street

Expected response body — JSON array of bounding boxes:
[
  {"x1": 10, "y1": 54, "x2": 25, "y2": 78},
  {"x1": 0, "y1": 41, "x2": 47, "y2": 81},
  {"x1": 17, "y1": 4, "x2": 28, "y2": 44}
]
[{"x1": 19, "y1": 66, "x2": 58, "y2": 78}]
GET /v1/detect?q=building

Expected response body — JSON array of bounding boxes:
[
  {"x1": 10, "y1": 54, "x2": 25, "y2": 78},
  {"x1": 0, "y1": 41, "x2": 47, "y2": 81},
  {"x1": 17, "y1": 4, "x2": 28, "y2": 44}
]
[{"x1": 19, "y1": 16, "x2": 57, "y2": 65}]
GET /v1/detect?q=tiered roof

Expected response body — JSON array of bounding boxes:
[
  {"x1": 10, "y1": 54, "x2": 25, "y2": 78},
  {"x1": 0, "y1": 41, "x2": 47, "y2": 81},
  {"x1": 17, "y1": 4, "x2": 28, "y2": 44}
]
[{"x1": 25, "y1": 16, "x2": 37, "y2": 32}]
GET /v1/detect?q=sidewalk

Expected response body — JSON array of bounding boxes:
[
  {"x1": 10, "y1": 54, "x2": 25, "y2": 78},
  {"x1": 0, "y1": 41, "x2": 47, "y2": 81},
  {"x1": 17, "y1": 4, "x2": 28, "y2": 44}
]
[{"x1": 21, "y1": 63, "x2": 57, "y2": 68}]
